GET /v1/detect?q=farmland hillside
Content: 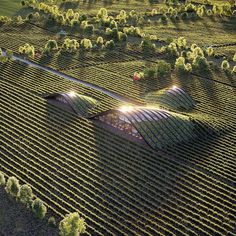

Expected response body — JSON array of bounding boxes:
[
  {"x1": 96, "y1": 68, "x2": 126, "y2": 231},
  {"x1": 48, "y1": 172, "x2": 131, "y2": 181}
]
[{"x1": 0, "y1": 0, "x2": 236, "y2": 235}]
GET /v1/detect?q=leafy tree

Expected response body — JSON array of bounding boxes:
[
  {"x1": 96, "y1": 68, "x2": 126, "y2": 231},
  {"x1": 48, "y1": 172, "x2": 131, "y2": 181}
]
[
  {"x1": 97, "y1": 8, "x2": 108, "y2": 19},
  {"x1": 175, "y1": 56, "x2": 192, "y2": 74},
  {"x1": 192, "y1": 56, "x2": 209, "y2": 71},
  {"x1": 118, "y1": 32, "x2": 127, "y2": 42},
  {"x1": 206, "y1": 47, "x2": 214, "y2": 57},
  {"x1": 96, "y1": 36, "x2": 104, "y2": 47},
  {"x1": 156, "y1": 60, "x2": 172, "y2": 77},
  {"x1": 232, "y1": 65, "x2": 236, "y2": 74},
  {"x1": 80, "y1": 39, "x2": 92, "y2": 50},
  {"x1": 32, "y1": 198, "x2": 47, "y2": 219},
  {"x1": 18, "y1": 184, "x2": 33, "y2": 206},
  {"x1": 19, "y1": 43, "x2": 35, "y2": 58},
  {"x1": 0, "y1": 172, "x2": 5, "y2": 186},
  {"x1": 46, "y1": 40, "x2": 58, "y2": 51},
  {"x1": 221, "y1": 60, "x2": 230, "y2": 70},
  {"x1": 105, "y1": 40, "x2": 115, "y2": 50},
  {"x1": 144, "y1": 67, "x2": 156, "y2": 78},
  {"x1": 59, "y1": 212, "x2": 86, "y2": 236},
  {"x1": 5, "y1": 176, "x2": 20, "y2": 197},
  {"x1": 84, "y1": 24, "x2": 94, "y2": 34},
  {"x1": 233, "y1": 53, "x2": 236, "y2": 62},
  {"x1": 140, "y1": 39, "x2": 156, "y2": 51},
  {"x1": 6, "y1": 49, "x2": 13, "y2": 59}
]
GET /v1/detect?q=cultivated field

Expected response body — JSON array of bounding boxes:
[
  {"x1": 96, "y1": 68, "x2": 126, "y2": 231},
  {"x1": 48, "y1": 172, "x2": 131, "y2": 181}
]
[{"x1": 0, "y1": 0, "x2": 236, "y2": 235}]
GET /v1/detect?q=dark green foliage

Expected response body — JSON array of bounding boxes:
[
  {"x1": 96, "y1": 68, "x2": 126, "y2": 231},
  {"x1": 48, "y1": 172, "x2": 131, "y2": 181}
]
[
  {"x1": 32, "y1": 198, "x2": 47, "y2": 219},
  {"x1": 84, "y1": 24, "x2": 94, "y2": 34},
  {"x1": 105, "y1": 40, "x2": 115, "y2": 50},
  {"x1": 144, "y1": 67, "x2": 156, "y2": 78},
  {"x1": 59, "y1": 212, "x2": 86, "y2": 236},
  {"x1": 156, "y1": 60, "x2": 172, "y2": 77},
  {"x1": 192, "y1": 56, "x2": 209, "y2": 72},
  {"x1": 0, "y1": 172, "x2": 5, "y2": 186},
  {"x1": 5, "y1": 176, "x2": 20, "y2": 197},
  {"x1": 140, "y1": 39, "x2": 156, "y2": 51},
  {"x1": 18, "y1": 184, "x2": 33, "y2": 206},
  {"x1": 48, "y1": 216, "x2": 57, "y2": 227},
  {"x1": 144, "y1": 61, "x2": 171, "y2": 79}
]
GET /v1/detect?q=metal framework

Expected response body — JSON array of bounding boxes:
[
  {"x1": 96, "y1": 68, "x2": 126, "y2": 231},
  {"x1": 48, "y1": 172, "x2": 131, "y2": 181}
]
[
  {"x1": 44, "y1": 92, "x2": 99, "y2": 117},
  {"x1": 96, "y1": 107, "x2": 196, "y2": 149}
]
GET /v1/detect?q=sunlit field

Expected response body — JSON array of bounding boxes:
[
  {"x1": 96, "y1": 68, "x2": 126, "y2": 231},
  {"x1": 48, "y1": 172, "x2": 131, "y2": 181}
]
[{"x1": 0, "y1": 0, "x2": 236, "y2": 235}]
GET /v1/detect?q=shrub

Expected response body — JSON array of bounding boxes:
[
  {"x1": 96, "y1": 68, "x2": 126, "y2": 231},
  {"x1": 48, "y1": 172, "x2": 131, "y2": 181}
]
[
  {"x1": 32, "y1": 198, "x2": 47, "y2": 219},
  {"x1": 105, "y1": 40, "x2": 115, "y2": 50},
  {"x1": 144, "y1": 67, "x2": 156, "y2": 78},
  {"x1": 175, "y1": 56, "x2": 187, "y2": 73},
  {"x1": 97, "y1": 8, "x2": 108, "y2": 19},
  {"x1": 221, "y1": 60, "x2": 230, "y2": 70},
  {"x1": 84, "y1": 24, "x2": 94, "y2": 34},
  {"x1": 18, "y1": 184, "x2": 33, "y2": 206},
  {"x1": 206, "y1": 47, "x2": 214, "y2": 57},
  {"x1": 166, "y1": 42, "x2": 179, "y2": 57},
  {"x1": 176, "y1": 37, "x2": 187, "y2": 49},
  {"x1": 59, "y1": 212, "x2": 86, "y2": 236},
  {"x1": 123, "y1": 26, "x2": 141, "y2": 37},
  {"x1": 151, "y1": 9, "x2": 158, "y2": 16},
  {"x1": 161, "y1": 14, "x2": 168, "y2": 22},
  {"x1": 0, "y1": 16, "x2": 11, "y2": 24},
  {"x1": 6, "y1": 49, "x2": 13, "y2": 59},
  {"x1": 62, "y1": 38, "x2": 79, "y2": 52},
  {"x1": 109, "y1": 20, "x2": 117, "y2": 29},
  {"x1": 48, "y1": 216, "x2": 57, "y2": 227},
  {"x1": 111, "y1": 28, "x2": 119, "y2": 41},
  {"x1": 0, "y1": 172, "x2": 5, "y2": 186},
  {"x1": 5, "y1": 176, "x2": 20, "y2": 197},
  {"x1": 156, "y1": 60, "x2": 172, "y2": 77},
  {"x1": 140, "y1": 39, "x2": 156, "y2": 51}
]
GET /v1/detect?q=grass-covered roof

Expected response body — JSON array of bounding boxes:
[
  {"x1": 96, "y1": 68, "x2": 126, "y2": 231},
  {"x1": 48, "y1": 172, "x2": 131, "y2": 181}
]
[
  {"x1": 144, "y1": 86, "x2": 196, "y2": 111},
  {"x1": 44, "y1": 92, "x2": 100, "y2": 118}
]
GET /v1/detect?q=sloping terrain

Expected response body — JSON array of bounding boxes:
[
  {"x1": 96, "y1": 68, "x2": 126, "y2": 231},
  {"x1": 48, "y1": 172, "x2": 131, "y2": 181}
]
[{"x1": 0, "y1": 0, "x2": 236, "y2": 235}]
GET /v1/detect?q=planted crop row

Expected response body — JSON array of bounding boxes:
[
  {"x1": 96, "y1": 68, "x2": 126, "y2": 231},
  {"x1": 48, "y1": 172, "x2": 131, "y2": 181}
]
[{"x1": 1, "y1": 79, "x2": 236, "y2": 235}]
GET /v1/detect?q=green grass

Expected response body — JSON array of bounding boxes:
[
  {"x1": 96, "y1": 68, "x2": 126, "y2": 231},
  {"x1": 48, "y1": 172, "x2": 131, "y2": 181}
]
[{"x1": 0, "y1": 0, "x2": 21, "y2": 16}]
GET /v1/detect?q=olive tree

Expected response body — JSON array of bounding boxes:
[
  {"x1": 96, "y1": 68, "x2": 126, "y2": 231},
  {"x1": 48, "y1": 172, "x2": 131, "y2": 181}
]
[
  {"x1": 0, "y1": 172, "x2": 5, "y2": 186},
  {"x1": 32, "y1": 198, "x2": 47, "y2": 219},
  {"x1": 59, "y1": 212, "x2": 86, "y2": 236},
  {"x1": 18, "y1": 184, "x2": 33, "y2": 206},
  {"x1": 5, "y1": 176, "x2": 20, "y2": 197},
  {"x1": 221, "y1": 60, "x2": 230, "y2": 70}
]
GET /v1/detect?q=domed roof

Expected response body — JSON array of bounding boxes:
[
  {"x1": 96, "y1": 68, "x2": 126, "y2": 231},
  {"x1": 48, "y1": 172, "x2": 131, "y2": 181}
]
[
  {"x1": 96, "y1": 106, "x2": 196, "y2": 149},
  {"x1": 144, "y1": 86, "x2": 196, "y2": 111},
  {"x1": 44, "y1": 92, "x2": 100, "y2": 117}
]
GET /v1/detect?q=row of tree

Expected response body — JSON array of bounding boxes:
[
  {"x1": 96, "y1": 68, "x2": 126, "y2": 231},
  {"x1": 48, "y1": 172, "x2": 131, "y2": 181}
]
[
  {"x1": 0, "y1": 172, "x2": 47, "y2": 219},
  {"x1": 0, "y1": 172, "x2": 86, "y2": 235}
]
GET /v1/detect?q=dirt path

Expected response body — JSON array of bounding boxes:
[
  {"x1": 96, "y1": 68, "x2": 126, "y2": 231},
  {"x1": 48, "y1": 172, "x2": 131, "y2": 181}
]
[{"x1": 2, "y1": 49, "x2": 142, "y2": 105}]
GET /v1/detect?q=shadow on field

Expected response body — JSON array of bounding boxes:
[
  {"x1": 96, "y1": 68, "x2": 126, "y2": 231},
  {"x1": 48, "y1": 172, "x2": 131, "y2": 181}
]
[{"x1": 0, "y1": 188, "x2": 58, "y2": 236}]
